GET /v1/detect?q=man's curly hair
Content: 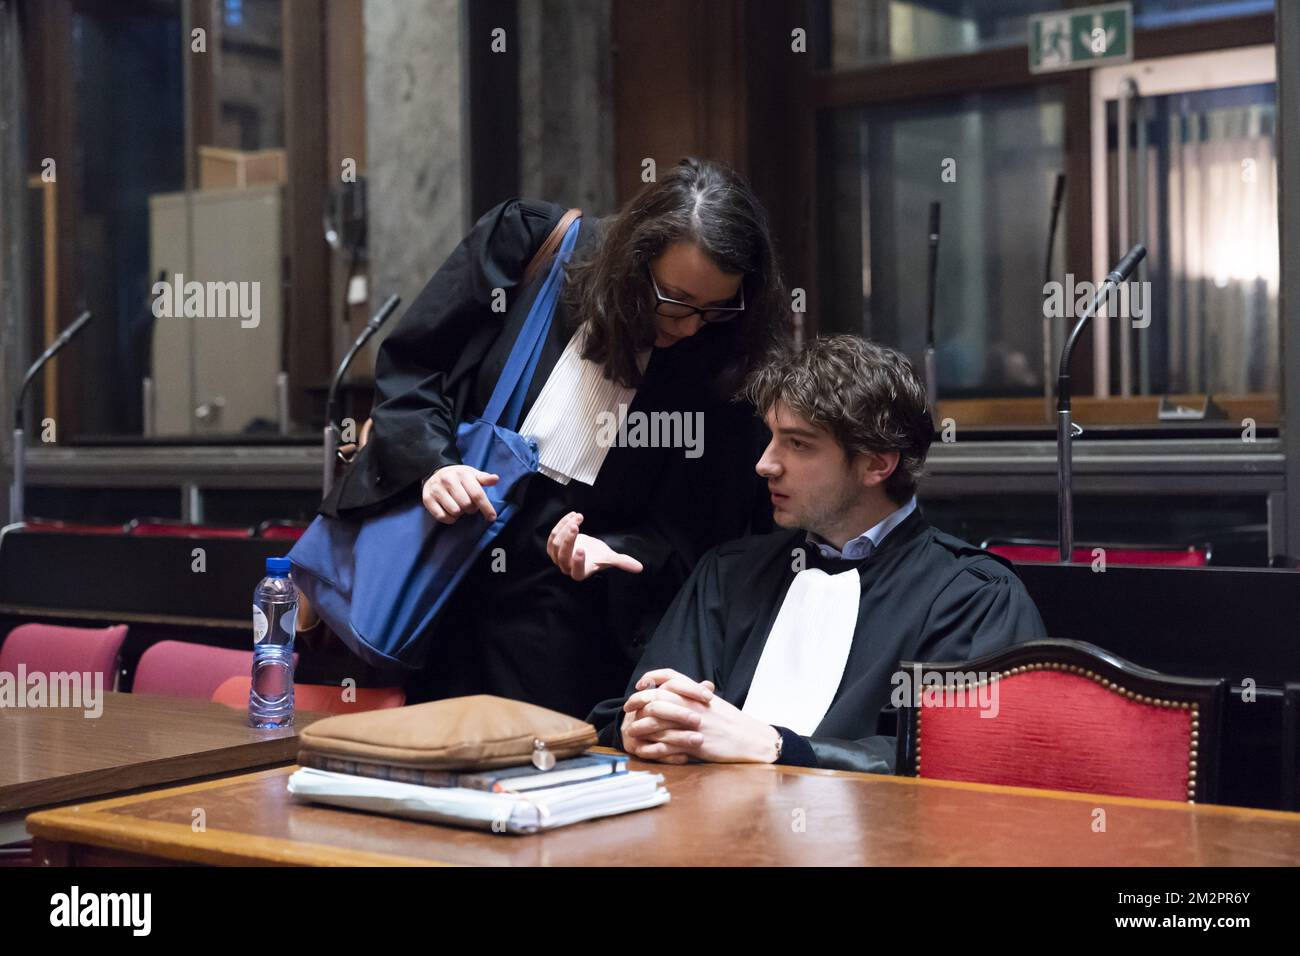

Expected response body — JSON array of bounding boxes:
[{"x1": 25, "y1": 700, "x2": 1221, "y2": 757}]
[{"x1": 743, "y1": 335, "x2": 934, "y2": 504}]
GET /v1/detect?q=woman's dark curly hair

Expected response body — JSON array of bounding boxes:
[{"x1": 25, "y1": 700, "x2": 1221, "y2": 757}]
[
  {"x1": 563, "y1": 157, "x2": 792, "y2": 392},
  {"x1": 743, "y1": 335, "x2": 935, "y2": 504}
]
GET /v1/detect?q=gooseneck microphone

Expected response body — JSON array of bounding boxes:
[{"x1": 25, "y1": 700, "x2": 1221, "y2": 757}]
[
  {"x1": 924, "y1": 201, "x2": 941, "y2": 412},
  {"x1": 1043, "y1": 173, "x2": 1066, "y2": 421},
  {"x1": 1056, "y1": 244, "x2": 1146, "y2": 562},
  {"x1": 323, "y1": 294, "x2": 401, "y2": 496},
  {"x1": 10, "y1": 310, "x2": 93, "y2": 523}
]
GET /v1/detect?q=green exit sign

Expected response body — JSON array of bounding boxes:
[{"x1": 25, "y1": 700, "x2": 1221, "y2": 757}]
[{"x1": 1029, "y1": 2, "x2": 1133, "y2": 74}]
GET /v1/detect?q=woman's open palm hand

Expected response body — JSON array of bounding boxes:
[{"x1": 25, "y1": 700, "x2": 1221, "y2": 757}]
[{"x1": 547, "y1": 511, "x2": 644, "y2": 581}]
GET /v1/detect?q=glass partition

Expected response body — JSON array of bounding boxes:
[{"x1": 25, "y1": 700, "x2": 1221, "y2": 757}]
[
  {"x1": 818, "y1": 86, "x2": 1067, "y2": 403},
  {"x1": 816, "y1": 25, "x2": 1281, "y2": 432},
  {"x1": 1093, "y1": 46, "x2": 1279, "y2": 424}
]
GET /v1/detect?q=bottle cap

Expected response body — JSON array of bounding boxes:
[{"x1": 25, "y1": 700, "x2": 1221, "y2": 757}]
[{"x1": 265, "y1": 557, "x2": 291, "y2": 575}]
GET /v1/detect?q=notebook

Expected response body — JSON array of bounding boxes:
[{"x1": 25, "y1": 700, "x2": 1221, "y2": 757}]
[{"x1": 297, "y1": 751, "x2": 628, "y2": 792}]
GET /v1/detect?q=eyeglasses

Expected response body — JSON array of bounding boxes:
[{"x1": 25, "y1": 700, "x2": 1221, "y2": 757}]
[{"x1": 648, "y1": 267, "x2": 745, "y2": 323}]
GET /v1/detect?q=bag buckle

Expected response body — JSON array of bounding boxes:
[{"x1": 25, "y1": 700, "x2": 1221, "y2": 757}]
[{"x1": 531, "y1": 738, "x2": 555, "y2": 771}]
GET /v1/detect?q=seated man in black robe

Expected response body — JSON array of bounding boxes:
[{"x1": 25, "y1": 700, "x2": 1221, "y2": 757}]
[{"x1": 586, "y1": 335, "x2": 1047, "y2": 773}]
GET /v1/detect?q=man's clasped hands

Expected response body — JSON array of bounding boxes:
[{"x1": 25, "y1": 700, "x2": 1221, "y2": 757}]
[{"x1": 619, "y1": 668, "x2": 782, "y2": 765}]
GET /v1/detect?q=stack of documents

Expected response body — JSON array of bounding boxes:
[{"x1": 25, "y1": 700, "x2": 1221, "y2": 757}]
[{"x1": 287, "y1": 766, "x2": 669, "y2": 834}]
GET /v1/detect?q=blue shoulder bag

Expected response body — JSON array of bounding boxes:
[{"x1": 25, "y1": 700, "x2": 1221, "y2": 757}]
[{"x1": 288, "y1": 215, "x2": 583, "y2": 670}]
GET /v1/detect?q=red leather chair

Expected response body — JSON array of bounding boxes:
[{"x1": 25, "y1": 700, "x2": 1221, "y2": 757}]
[
  {"x1": 211, "y1": 676, "x2": 405, "y2": 715},
  {"x1": 23, "y1": 519, "x2": 127, "y2": 535},
  {"x1": 256, "y1": 520, "x2": 310, "y2": 541},
  {"x1": 896, "y1": 639, "x2": 1224, "y2": 803},
  {"x1": 0, "y1": 622, "x2": 128, "y2": 692},
  {"x1": 132, "y1": 640, "x2": 295, "y2": 700},
  {"x1": 126, "y1": 518, "x2": 254, "y2": 538},
  {"x1": 983, "y1": 538, "x2": 1210, "y2": 567}
]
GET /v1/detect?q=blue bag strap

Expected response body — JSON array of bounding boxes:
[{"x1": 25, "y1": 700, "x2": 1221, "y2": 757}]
[{"x1": 482, "y1": 217, "x2": 583, "y2": 429}]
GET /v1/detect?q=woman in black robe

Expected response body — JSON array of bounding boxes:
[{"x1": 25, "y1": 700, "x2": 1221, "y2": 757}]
[{"x1": 319, "y1": 158, "x2": 792, "y2": 717}]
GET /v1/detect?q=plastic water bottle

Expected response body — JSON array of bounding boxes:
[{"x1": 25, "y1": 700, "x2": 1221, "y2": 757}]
[{"x1": 249, "y1": 557, "x2": 297, "y2": 728}]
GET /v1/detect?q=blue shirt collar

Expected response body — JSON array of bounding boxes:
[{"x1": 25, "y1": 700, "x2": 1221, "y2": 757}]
[{"x1": 806, "y1": 496, "x2": 918, "y2": 561}]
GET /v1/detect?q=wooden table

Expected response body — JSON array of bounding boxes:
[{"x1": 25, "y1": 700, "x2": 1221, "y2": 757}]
[
  {"x1": 1, "y1": 692, "x2": 320, "y2": 845},
  {"x1": 26, "y1": 758, "x2": 1300, "y2": 866}
]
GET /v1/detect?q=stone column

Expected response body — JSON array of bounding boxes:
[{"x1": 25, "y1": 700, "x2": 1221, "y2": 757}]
[{"x1": 363, "y1": 0, "x2": 466, "y2": 350}]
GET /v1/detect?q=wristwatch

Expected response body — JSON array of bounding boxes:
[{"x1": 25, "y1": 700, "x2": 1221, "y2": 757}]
[{"x1": 771, "y1": 726, "x2": 783, "y2": 763}]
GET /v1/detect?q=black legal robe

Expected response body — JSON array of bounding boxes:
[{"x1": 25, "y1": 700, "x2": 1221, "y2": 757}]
[
  {"x1": 319, "y1": 198, "x2": 771, "y2": 717},
  {"x1": 589, "y1": 508, "x2": 1048, "y2": 773}
]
